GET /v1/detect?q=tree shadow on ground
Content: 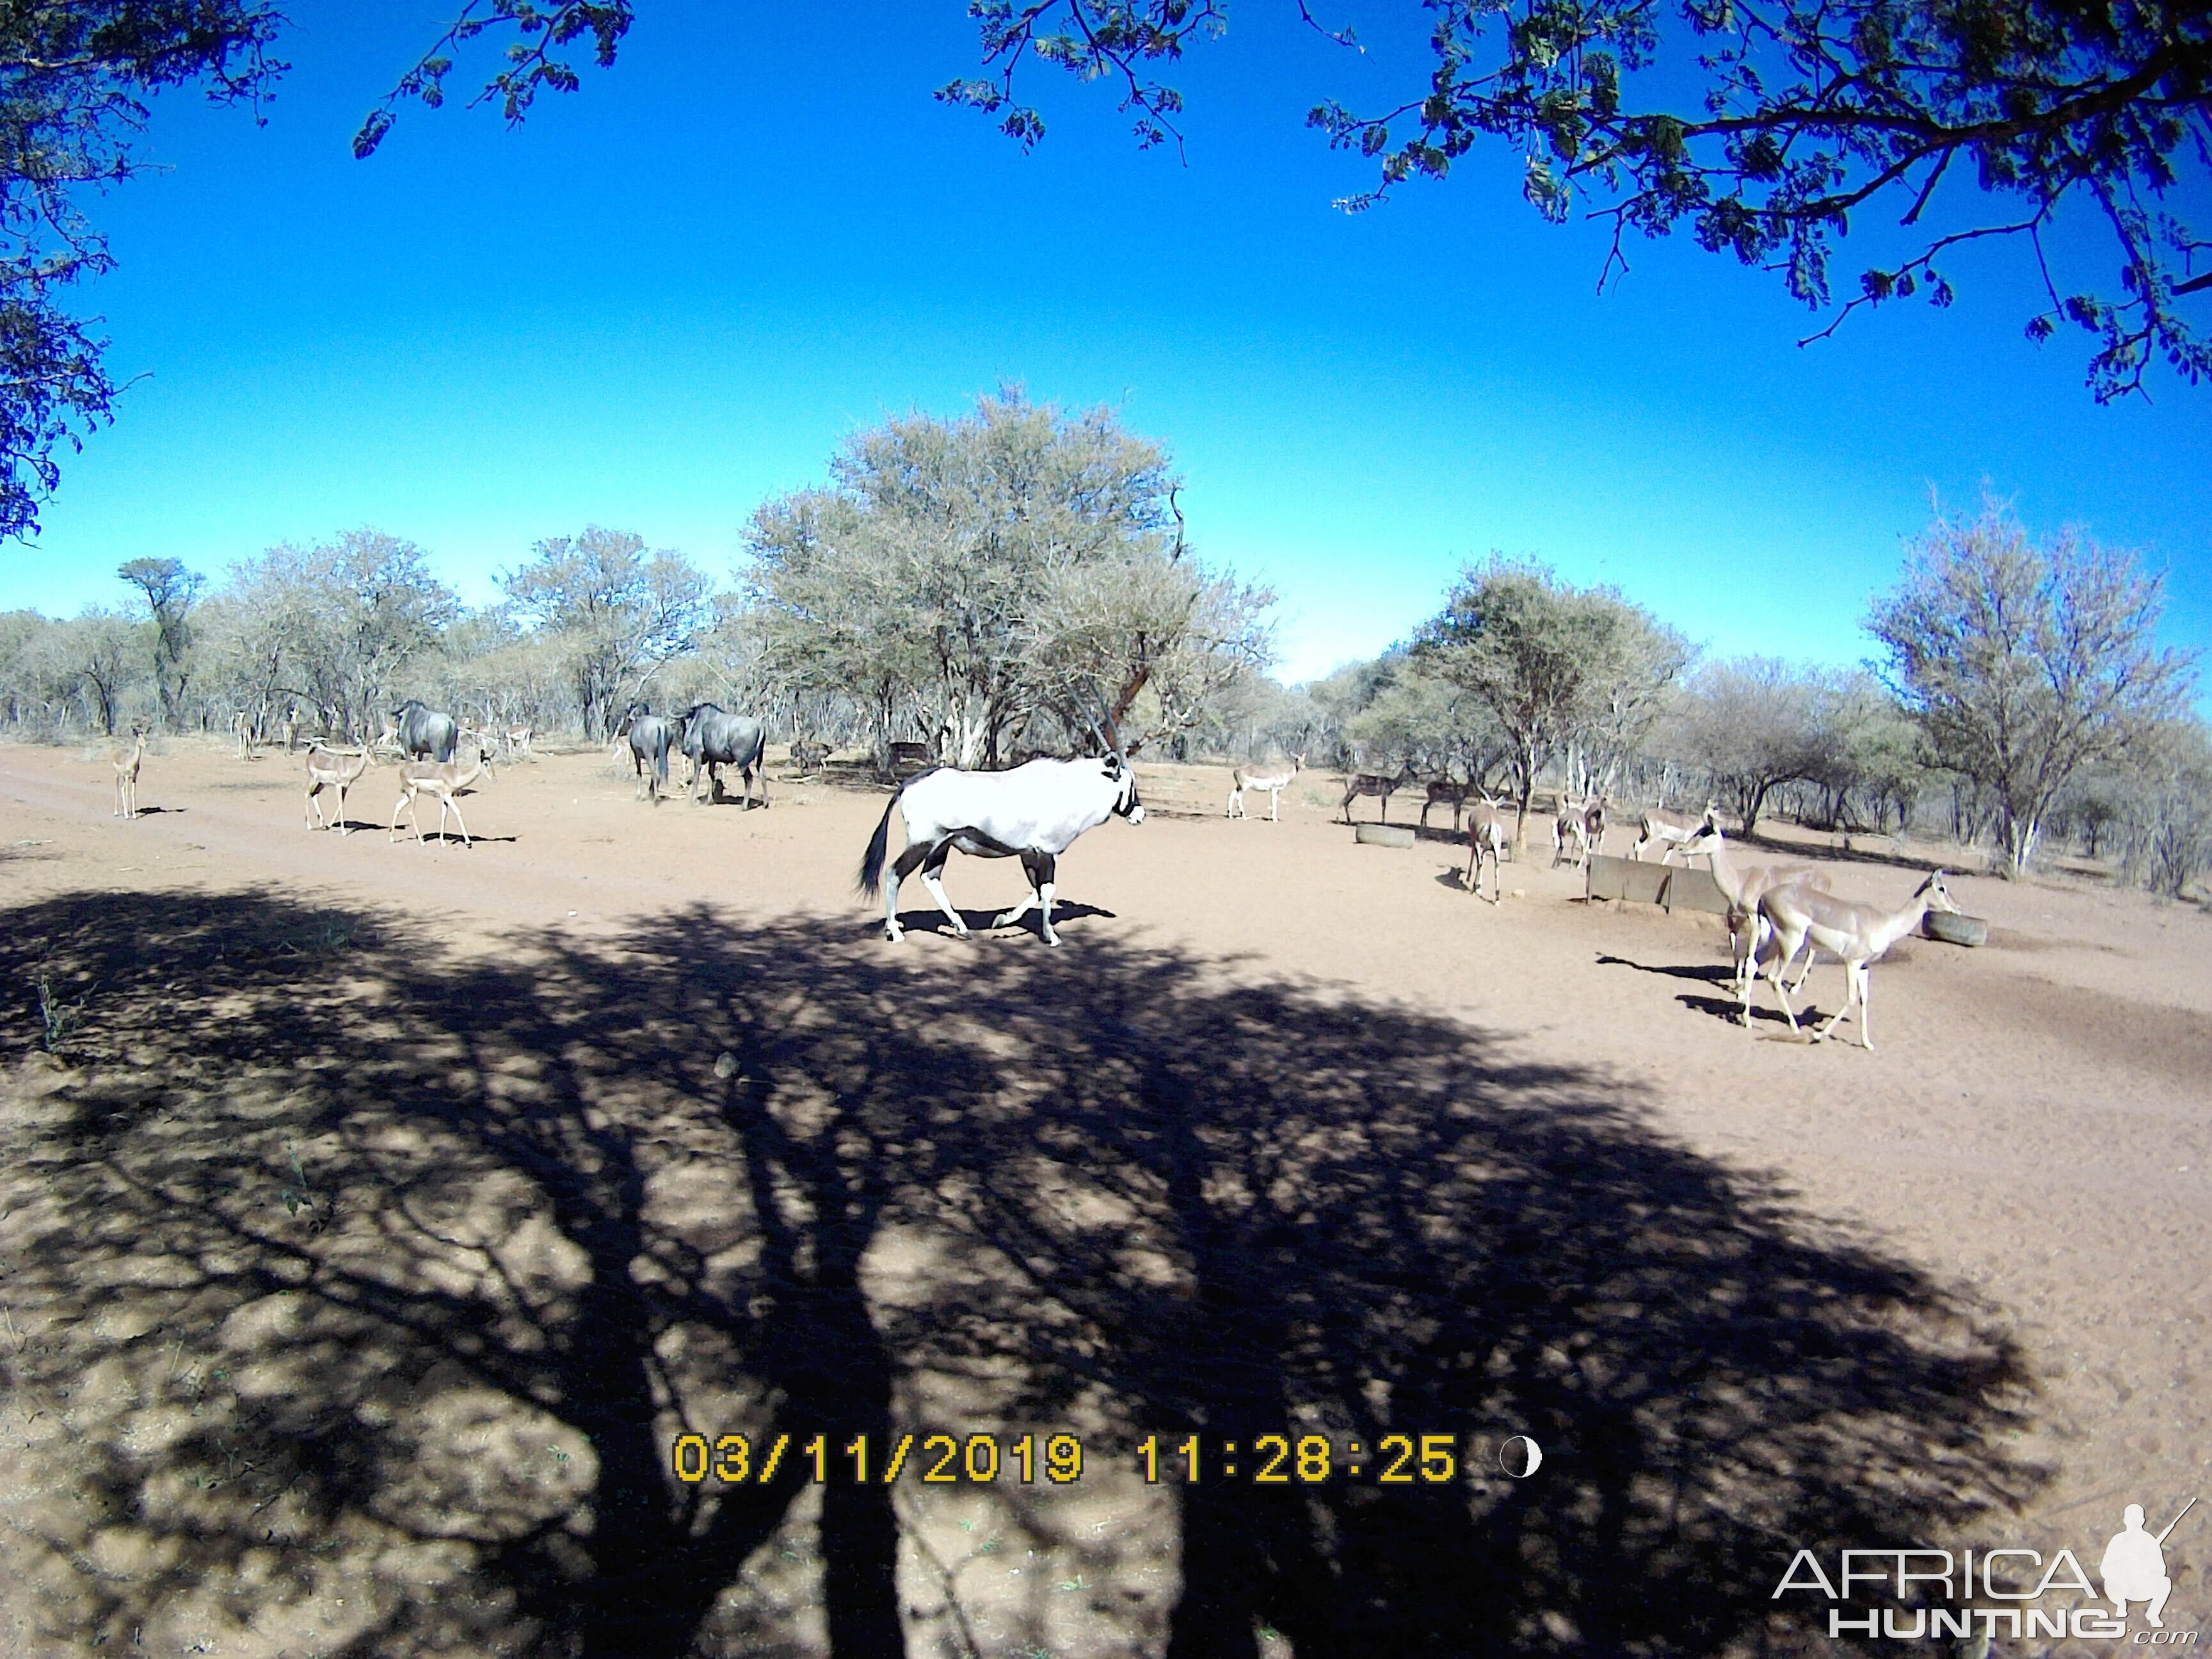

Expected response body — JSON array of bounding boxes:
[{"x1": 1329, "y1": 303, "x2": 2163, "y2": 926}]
[
  {"x1": 1736, "y1": 826, "x2": 1968, "y2": 876},
  {"x1": 0, "y1": 888, "x2": 2043, "y2": 1658}
]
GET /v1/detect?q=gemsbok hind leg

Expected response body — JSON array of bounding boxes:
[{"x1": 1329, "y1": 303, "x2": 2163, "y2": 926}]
[
  {"x1": 883, "y1": 840, "x2": 940, "y2": 942},
  {"x1": 915, "y1": 844, "x2": 972, "y2": 940}
]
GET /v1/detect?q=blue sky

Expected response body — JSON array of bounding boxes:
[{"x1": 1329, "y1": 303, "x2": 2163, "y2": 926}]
[{"x1": 2, "y1": 1, "x2": 2206, "y2": 687}]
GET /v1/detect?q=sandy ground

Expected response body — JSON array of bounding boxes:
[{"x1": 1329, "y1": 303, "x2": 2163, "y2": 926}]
[{"x1": 0, "y1": 735, "x2": 2206, "y2": 1658}]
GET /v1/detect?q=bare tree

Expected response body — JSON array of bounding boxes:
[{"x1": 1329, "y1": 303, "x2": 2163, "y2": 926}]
[
  {"x1": 1676, "y1": 657, "x2": 1830, "y2": 837},
  {"x1": 1868, "y1": 500, "x2": 2198, "y2": 876},
  {"x1": 501, "y1": 527, "x2": 711, "y2": 741}
]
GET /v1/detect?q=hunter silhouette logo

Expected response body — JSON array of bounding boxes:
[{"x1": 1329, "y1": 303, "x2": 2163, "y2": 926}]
[
  {"x1": 2103, "y1": 1498, "x2": 2194, "y2": 1629},
  {"x1": 1772, "y1": 1494, "x2": 2200, "y2": 1642}
]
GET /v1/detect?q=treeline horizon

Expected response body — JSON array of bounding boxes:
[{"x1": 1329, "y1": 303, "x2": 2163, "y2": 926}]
[{"x1": 1, "y1": 394, "x2": 2206, "y2": 894}]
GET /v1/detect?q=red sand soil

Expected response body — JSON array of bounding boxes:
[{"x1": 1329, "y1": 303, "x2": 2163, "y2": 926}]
[{"x1": 0, "y1": 735, "x2": 2206, "y2": 1657}]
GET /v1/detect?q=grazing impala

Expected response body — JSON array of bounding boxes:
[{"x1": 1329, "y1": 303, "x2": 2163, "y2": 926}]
[
  {"x1": 1551, "y1": 796, "x2": 1607, "y2": 869},
  {"x1": 1340, "y1": 763, "x2": 1416, "y2": 824}
]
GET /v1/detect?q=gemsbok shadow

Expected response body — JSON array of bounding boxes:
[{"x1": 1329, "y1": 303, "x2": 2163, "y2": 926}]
[
  {"x1": 0, "y1": 887, "x2": 2046, "y2": 1658},
  {"x1": 880, "y1": 899, "x2": 1116, "y2": 943}
]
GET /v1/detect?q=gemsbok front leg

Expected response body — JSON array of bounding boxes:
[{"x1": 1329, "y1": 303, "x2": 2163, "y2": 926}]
[{"x1": 994, "y1": 849, "x2": 1061, "y2": 943}]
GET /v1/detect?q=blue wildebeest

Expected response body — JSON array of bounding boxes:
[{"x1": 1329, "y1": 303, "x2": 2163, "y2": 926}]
[
  {"x1": 857, "y1": 755, "x2": 1145, "y2": 946},
  {"x1": 387, "y1": 700, "x2": 458, "y2": 764},
  {"x1": 618, "y1": 705, "x2": 684, "y2": 805},
  {"x1": 680, "y1": 703, "x2": 768, "y2": 807}
]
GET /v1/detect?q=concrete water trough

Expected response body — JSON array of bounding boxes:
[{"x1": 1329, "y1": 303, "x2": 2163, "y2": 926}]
[
  {"x1": 1354, "y1": 822, "x2": 1417, "y2": 849},
  {"x1": 1585, "y1": 854, "x2": 1733, "y2": 916}
]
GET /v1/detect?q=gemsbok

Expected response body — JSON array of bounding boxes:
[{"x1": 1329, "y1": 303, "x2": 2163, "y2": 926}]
[
  {"x1": 1741, "y1": 871, "x2": 1960, "y2": 1049},
  {"x1": 858, "y1": 755, "x2": 1144, "y2": 946}
]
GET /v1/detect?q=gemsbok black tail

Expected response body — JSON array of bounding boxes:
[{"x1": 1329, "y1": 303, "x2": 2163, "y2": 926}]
[{"x1": 857, "y1": 792, "x2": 900, "y2": 897}]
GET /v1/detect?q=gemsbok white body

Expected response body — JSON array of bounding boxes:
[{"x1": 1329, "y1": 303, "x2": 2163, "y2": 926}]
[{"x1": 858, "y1": 756, "x2": 1145, "y2": 946}]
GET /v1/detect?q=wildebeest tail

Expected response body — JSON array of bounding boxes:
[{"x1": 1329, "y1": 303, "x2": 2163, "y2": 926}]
[{"x1": 857, "y1": 791, "x2": 901, "y2": 898}]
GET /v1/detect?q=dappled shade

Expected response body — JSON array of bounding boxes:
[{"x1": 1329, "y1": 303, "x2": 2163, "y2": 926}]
[{"x1": 0, "y1": 891, "x2": 2042, "y2": 1656}]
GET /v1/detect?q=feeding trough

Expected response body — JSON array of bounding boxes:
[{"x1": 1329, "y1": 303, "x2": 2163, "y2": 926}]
[
  {"x1": 1923, "y1": 910, "x2": 1989, "y2": 948},
  {"x1": 1354, "y1": 822, "x2": 1416, "y2": 849}
]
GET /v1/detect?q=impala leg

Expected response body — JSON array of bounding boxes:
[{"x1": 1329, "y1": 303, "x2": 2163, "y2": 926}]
[
  {"x1": 1754, "y1": 927, "x2": 1806, "y2": 1034},
  {"x1": 335, "y1": 781, "x2": 349, "y2": 836},
  {"x1": 442, "y1": 790, "x2": 472, "y2": 849},
  {"x1": 390, "y1": 787, "x2": 412, "y2": 844},
  {"x1": 1814, "y1": 965, "x2": 1859, "y2": 1044},
  {"x1": 1784, "y1": 943, "x2": 1817, "y2": 993},
  {"x1": 1768, "y1": 966, "x2": 1805, "y2": 1034},
  {"x1": 1727, "y1": 911, "x2": 1751, "y2": 987}
]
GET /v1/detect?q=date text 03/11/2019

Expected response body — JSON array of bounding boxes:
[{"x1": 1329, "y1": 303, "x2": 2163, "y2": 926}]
[{"x1": 668, "y1": 1432, "x2": 1544, "y2": 1487}]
